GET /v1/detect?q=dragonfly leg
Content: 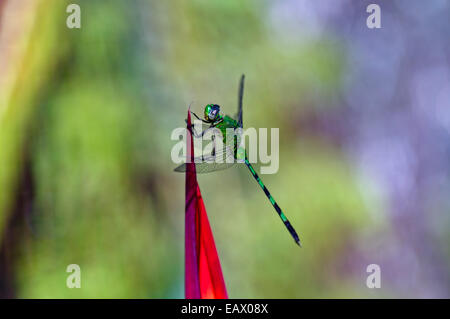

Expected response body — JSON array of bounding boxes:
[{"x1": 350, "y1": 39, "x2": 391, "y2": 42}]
[
  {"x1": 185, "y1": 121, "x2": 212, "y2": 139},
  {"x1": 190, "y1": 111, "x2": 209, "y2": 123},
  {"x1": 185, "y1": 120, "x2": 202, "y2": 138}
]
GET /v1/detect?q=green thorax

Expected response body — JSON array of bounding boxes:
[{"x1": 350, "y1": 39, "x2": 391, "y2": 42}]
[
  {"x1": 214, "y1": 114, "x2": 245, "y2": 160},
  {"x1": 214, "y1": 114, "x2": 239, "y2": 137}
]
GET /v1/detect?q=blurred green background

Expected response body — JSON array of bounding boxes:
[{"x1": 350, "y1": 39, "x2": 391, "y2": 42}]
[{"x1": 1, "y1": 0, "x2": 449, "y2": 298}]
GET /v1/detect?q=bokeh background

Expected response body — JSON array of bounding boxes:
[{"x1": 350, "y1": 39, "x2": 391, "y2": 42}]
[{"x1": 1, "y1": 0, "x2": 449, "y2": 298}]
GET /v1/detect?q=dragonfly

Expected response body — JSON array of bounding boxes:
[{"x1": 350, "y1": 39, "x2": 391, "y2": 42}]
[{"x1": 175, "y1": 75, "x2": 301, "y2": 246}]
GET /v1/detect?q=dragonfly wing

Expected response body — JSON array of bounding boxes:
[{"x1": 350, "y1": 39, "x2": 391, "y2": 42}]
[
  {"x1": 237, "y1": 74, "x2": 245, "y2": 128},
  {"x1": 174, "y1": 145, "x2": 237, "y2": 174},
  {"x1": 177, "y1": 161, "x2": 236, "y2": 174}
]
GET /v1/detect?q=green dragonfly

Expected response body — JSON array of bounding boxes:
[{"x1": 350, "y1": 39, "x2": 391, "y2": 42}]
[{"x1": 175, "y1": 75, "x2": 301, "y2": 246}]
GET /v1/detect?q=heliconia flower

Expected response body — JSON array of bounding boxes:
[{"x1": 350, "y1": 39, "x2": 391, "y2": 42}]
[{"x1": 184, "y1": 110, "x2": 228, "y2": 299}]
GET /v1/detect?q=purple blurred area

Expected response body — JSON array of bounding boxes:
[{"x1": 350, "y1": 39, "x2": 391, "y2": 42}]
[{"x1": 272, "y1": 0, "x2": 450, "y2": 297}]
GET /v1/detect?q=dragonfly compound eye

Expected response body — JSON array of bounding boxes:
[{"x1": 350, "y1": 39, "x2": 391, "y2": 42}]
[{"x1": 204, "y1": 104, "x2": 220, "y2": 121}]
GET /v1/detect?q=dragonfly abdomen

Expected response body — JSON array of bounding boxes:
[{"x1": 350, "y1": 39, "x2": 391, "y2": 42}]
[{"x1": 244, "y1": 157, "x2": 301, "y2": 246}]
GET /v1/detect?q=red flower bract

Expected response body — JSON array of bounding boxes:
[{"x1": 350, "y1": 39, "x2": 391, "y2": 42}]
[{"x1": 184, "y1": 110, "x2": 228, "y2": 299}]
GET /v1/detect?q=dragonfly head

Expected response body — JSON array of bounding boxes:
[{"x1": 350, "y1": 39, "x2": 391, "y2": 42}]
[{"x1": 204, "y1": 104, "x2": 220, "y2": 122}]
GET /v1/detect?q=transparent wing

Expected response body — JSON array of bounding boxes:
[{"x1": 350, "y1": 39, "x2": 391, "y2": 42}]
[{"x1": 174, "y1": 144, "x2": 237, "y2": 174}]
